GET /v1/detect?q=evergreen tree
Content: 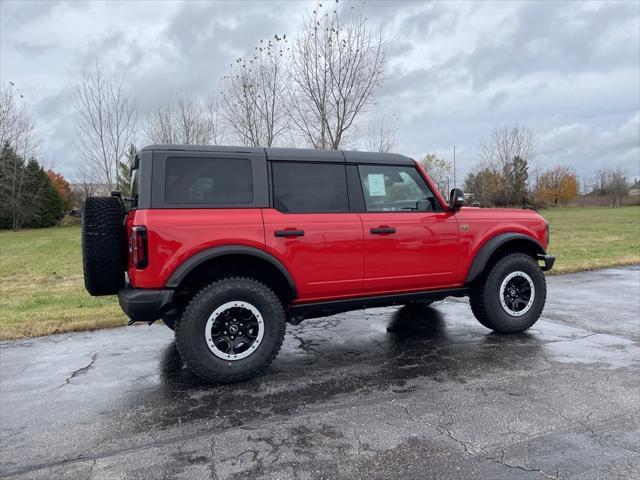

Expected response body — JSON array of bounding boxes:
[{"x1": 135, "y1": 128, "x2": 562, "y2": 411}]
[
  {"x1": 30, "y1": 168, "x2": 64, "y2": 227},
  {"x1": 0, "y1": 144, "x2": 23, "y2": 228},
  {"x1": 0, "y1": 151, "x2": 64, "y2": 229},
  {"x1": 117, "y1": 144, "x2": 137, "y2": 198},
  {"x1": 19, "y1": 159, "x2": 44, "y2": 227},
  {"x1": 509, "y1": 155, "x2": 529, "y2": 206}
]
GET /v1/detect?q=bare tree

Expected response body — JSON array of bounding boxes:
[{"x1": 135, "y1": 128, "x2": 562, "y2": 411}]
[
  {"x1": 0, "y1": 82, "x2": 39, "y2": 159},
  {"x1": 220, "y1": 35, "x2": 289, "y2": 147},
  {"x1": 74, "y1": 161, "x2": 100, "y2": 201},
  {"x1": 289, "y1": 2, "x2": 387, "y2": 149},
  {"x1": 206, "y1": 94, "x2": 225, "y2": 145},
  {"x1": 366, "y1": 114, "x2": 398, "y2": 153},
  {"x1": 143, "y1": 93, "x2": 214, "y2": 145},
  {"x1": 479, "y1": 124, "x2": 537, "y2": 205},
  {"x1": 74, "y1": 64, "x2": 137, "y2": 191},
  {"x1": 0, "y1": 82, "x2": 43, "y2": 229},
  {"x1": 594, "y1": 168, "x2": 612, "y2": 196},
  {"x1": 608, "y1": 167, "x2": 628, "y2": 208},
  {"x1": 419, "y1": 153, "x2": 453, "y2": 196}
]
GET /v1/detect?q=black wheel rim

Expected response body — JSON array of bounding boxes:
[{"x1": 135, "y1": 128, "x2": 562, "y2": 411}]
[
  {"x1": 499, "y1": 271, "x2": 535, "y2": 316},
  {"x1": 205, "y1": 301, "x2": 264, "y2": 360}
]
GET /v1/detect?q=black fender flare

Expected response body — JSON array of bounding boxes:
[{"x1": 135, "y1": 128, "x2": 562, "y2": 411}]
[
  {"x1": 165, "y1": 245, "x2": 297, "y2": 298},
  {"x1": 465, "y1": 233, "x2": 546, "y2": 284}
]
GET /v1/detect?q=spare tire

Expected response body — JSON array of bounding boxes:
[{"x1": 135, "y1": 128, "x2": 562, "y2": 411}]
[{"x1": 82, "y1": 196, "x2": 125, "y2": 296}]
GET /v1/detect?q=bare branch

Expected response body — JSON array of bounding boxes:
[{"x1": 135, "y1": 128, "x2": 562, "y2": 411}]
[
  {"x1": 143, "y1": 92, "x2": 219, "y2": 145},
  {"x1": 478, "y1": 124, "x2": 537, "y2": 206},
  {"x1": 289, "y1": 3, "x2": 387, "y2": 149},
  {"x1": 0, "y1": 82, "x2": 43, "y2": 229},
  {"x1": 219, "y1": 35, "x2": 290, "y2": 147},
  {"x1": 74, "y1": 63, "x2": 137, "y2": 191},
  {"x1": 365, "y1": 113, "x2": 398, "y2": 153}
]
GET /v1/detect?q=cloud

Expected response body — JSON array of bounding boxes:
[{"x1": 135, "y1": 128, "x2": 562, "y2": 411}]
[
  {"x1": 537, "y1": 111, "x2": 640, "y2": 175},
  {"x1": 0, "y1": 0, "x2": 638, "y2": 181},
  {"x1": 466, "y1": 1, "x2": 640, "y2": 89}
]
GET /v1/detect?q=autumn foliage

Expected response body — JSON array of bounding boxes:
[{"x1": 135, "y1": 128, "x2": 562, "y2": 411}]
[
  {"x1": 537, "y1": 166, "x2": 578, "y2": 206},
  {"x1": 47, "y1": 170, "x2": 72, "y2": 210}
]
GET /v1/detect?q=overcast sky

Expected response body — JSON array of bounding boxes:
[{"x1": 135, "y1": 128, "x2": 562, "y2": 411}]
[{"x1": 1, "y1": 0, "x2": 639, "y2": 183}]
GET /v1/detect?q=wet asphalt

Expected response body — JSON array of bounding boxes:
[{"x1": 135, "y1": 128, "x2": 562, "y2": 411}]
[{"x1": 1, "y1": 266, "x2": 639, "y2": 480}]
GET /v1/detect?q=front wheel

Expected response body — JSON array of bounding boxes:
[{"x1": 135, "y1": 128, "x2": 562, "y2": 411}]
[
  {"x1": 470, "y1": 253, "x2": 547, "y2": 334},
  {"x1": 175, "y1": 277, "x2": 286, "y2": 384}
]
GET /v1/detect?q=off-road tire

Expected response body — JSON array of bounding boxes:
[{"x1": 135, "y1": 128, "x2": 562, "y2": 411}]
[
  {"x1": 175, "y1": 277, "x2": 286, "y2": 384},
  {"x1": 81, "y1": 196, "x2": 125, "y2": 296},
  {"x1": 469, "y1": 253, "x2": 546, "y2": 334}
]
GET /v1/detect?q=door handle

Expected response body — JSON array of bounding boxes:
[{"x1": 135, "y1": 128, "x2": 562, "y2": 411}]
[
  {"x1": 370, "y1": 227, "x2": 396, "y2": 235},
  {"x1": 274, "y1": 229, "x2": 305, "y2": 237}
]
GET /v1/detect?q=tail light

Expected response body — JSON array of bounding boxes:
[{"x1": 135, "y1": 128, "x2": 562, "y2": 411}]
[{"x1": 130, "y1": 226, "x2": 148, "y2": 269}]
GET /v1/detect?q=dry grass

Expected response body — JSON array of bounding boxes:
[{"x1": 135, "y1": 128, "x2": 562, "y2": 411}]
[
  {"x1": 0, "y1": 226, "x2": 125, "y2": 340},
  {"x1": 0, "y1": 206, "x2": 638, "y2": 340},
  {"x1": 541, "y1": 206, "x2": 640, "y2": 274}
]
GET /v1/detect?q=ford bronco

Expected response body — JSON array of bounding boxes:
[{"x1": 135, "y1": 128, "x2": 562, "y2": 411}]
[{"x1": 81, "y1": 145, "x2": 555, "y2": 384}]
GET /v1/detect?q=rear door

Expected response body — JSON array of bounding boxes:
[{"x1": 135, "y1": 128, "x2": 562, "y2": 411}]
[
  {"x1": 262, "y1": 161, "x2": 364, "y2": 302},
  {"x1": 356, "y1": 163, "x2": 459, "y2": 293}
]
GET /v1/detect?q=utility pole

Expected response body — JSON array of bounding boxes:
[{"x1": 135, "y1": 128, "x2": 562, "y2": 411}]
[{"x1": 453, "y1": 146, "x2": 456, "y2": 188}]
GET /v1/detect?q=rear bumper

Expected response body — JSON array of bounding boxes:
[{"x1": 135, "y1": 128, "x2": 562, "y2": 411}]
[
  {"x1": 538, "y1": 254, "x2": 555, "y2": 271},
  {"x1": 118, "y1": 288, "x2": 174, "y2": 323}
]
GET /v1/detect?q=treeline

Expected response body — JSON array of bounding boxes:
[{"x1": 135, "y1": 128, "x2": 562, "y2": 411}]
[
  {"x1": 0, "y1": 85, "x2": 73, "y2": 230},
  {"x1": 0, "y1": 143, "x2": 70, "y2": 229},
  {"x1": 459, "y1": 125, "x2": 632, "y2": 209},
  {"x1": 2, "y1": 0, "x2": 634, "y2": 225}
]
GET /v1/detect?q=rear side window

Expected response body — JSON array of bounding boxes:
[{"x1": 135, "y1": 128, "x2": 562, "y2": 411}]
[
  {"x1": 130, "y1": 168, "x2": 139, "y2": 208},
  {"x1": 358, "y1": 164, "x2": 438, "y2": 211},
  {"x1": 272, "y1": 162, "x2": 349, "y2": 213},
  {"x1": 165, "y1": 157, "x2": 253, "y2": 204}
]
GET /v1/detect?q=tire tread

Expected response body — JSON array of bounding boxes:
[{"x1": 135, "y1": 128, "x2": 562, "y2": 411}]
[
  {"x1": 470, "y1": 252, "x2": 546, "y2": 334},
  {"x1": 82, "y1": 197, "x2": 125, "y2": 296},
  {"x1": 175, "y1": 276, "x2": 285, "y2": 384}
]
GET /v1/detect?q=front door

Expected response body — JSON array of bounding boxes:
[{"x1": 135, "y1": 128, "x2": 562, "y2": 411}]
[
  {"x1": 356, "y1": 163, "x2": 459, "y2": 294},
  {"x1": 263, "y1": 161, "x2": 364, "y2": 302}
]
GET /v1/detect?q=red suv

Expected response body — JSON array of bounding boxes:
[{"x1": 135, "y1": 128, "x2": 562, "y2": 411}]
[{"x1": 82, "y1": 145, "x2": 554, "y2": 384}]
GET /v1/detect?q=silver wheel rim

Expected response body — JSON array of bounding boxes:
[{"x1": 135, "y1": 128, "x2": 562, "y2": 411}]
[
  {"x1": 499, "y1": 271, "x2": 535, "y2": 317},
  {"x1": 205, "y1": 301, "x2": 264, "y2": 360}
]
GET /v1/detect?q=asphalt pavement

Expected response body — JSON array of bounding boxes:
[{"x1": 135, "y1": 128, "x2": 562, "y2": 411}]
[{"x1": 1, "y1": 266, "x2": 639, "y2": 479}]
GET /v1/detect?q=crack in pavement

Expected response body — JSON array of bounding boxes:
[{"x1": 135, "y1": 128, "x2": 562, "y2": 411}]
[
  {"x1": 208, "y1": 435, "x2": 218, "y2": 480},
  {"x1": 288, "y1": 331, "x2": 319, "y2": 355},
  {"x1": 487, "y1": 449, "x2": 562, "y2": 480},
  {"x1": 59, "y1": 353, "x2": 98, "y2": 388},
  {"x1": 436, "y1": 424, "x2": 479, "y2": 456}
]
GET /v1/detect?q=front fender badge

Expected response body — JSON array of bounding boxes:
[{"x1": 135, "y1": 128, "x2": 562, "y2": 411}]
[{"x1": 461, "y1": 224, "x2": 469, "y2": 232}]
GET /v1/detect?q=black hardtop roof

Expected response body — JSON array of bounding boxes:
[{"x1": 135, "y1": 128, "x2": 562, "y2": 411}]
[{"x1": 139, "y1": 144, "x2": 414, "y2": 165}]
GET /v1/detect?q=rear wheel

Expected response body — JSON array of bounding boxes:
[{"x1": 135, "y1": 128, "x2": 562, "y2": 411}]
[
  {"x1": 81, "y1": 197, "x2": 125, "y2": 296},
  {"x1": 470, "y1": 253, "x2": 546, "y2": 334},
  {"x1": 175, "y1": 277, "x2": 286, "y2": 384}
]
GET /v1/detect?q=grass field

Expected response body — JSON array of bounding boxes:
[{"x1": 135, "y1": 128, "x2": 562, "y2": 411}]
[
  {"x1": 1, "y1": 206, "x2": 638, "y2": 340},
  {"x1": 540, "y1": 206, "x2": 640, "y2": 273},
  {"x1": 0, "y1": 226, "x2": 124, "y2": 340}
]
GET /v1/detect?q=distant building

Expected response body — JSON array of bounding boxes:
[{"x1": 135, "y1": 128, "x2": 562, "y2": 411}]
[{"x1": 630, "y1": 179, "x2": 640, "y2": 197}]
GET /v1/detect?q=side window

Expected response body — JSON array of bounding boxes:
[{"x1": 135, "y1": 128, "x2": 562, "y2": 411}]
[
  {"x1": 165, "y1": 157, "x2": 253, "y2": 204},
  {"x1": 358, "y1": 164, "x2": 438, "y2": 212},
  {"x1": 272, "y1": 162, "x2": 349, "y2": 213}
]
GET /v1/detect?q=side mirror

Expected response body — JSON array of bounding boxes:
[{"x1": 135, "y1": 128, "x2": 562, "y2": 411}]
[{"x1": 449, "y1": 188, "x2": 465, "y2": 210}]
